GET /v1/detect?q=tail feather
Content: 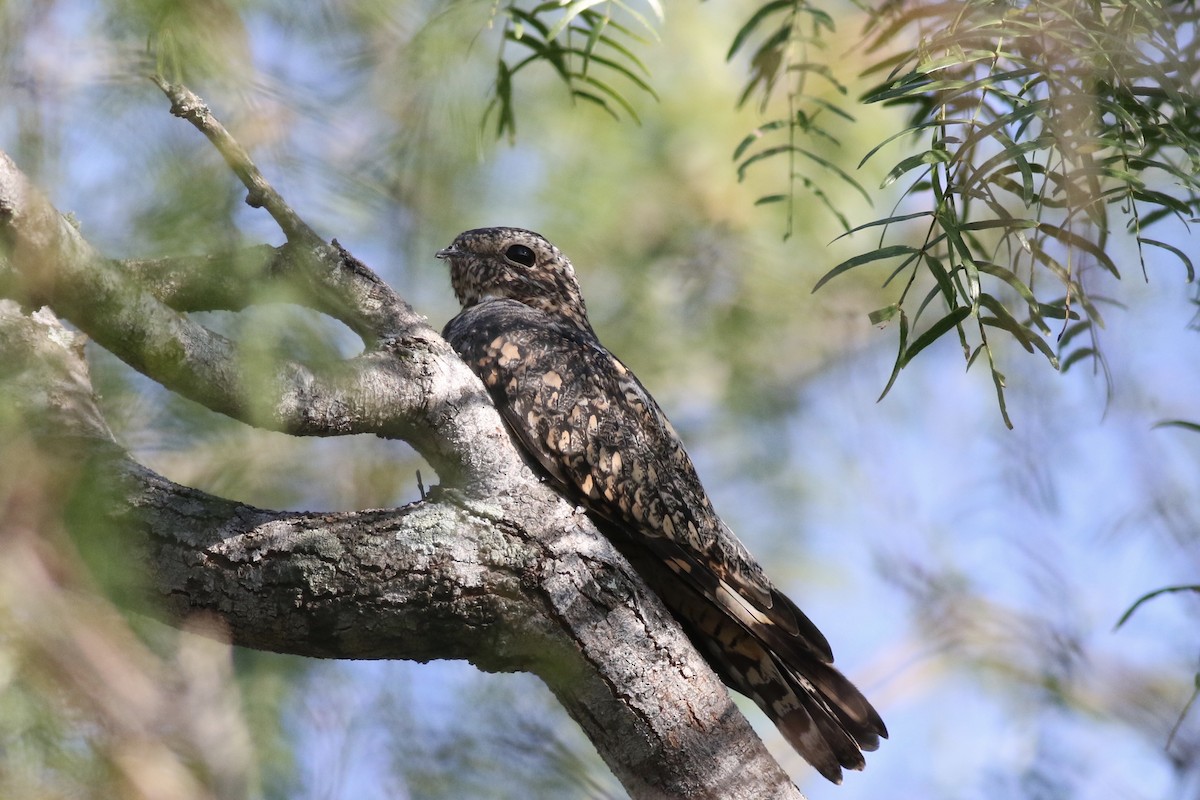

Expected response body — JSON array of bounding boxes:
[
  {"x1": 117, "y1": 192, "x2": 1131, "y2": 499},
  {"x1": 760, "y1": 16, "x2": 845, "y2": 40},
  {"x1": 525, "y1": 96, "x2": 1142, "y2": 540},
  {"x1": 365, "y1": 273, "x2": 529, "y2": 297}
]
[{"x1": 599, "y1": 522, "x2": 886, "y2": 782}]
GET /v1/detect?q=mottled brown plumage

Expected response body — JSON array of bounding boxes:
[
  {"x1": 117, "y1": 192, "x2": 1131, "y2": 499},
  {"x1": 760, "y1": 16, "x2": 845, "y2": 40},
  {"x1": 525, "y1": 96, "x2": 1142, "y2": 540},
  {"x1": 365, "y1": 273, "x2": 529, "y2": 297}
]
[{"x1": 438, "y1": 227, "x2": 886, "y2": 783}]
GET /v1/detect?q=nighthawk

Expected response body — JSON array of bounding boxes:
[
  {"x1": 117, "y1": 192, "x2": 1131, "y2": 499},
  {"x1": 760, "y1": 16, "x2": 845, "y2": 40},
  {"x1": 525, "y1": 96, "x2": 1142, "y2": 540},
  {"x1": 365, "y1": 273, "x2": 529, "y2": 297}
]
[{"x1": 438, "y1": 227, "x2": 886, "y2": 783}]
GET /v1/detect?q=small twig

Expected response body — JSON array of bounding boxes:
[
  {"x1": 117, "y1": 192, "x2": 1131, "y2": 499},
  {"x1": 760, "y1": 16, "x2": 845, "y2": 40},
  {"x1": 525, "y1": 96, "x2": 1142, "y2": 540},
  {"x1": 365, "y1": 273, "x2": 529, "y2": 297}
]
[
  {"x1": 150, "y1": 76, "x2": 321, "y2": 247},
  {"x1": 416, "y1": 469, "x2": 427, "y2": 500}
]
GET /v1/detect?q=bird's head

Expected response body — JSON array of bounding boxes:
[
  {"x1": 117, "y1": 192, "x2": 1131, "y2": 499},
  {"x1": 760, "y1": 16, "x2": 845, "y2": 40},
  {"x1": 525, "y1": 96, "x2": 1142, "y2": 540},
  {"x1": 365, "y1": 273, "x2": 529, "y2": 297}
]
[{"x1": 437, "y1": 227, "x2": 592, "y2": 332}]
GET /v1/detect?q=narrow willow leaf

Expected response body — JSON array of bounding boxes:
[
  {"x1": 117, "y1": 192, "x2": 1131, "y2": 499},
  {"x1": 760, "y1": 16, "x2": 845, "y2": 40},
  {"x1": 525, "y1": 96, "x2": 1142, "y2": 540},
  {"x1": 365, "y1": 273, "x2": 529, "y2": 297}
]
[
  {"x1": 1137, "y1": 237, "x2": 1195, "y2": 281},
  {"x1": 727, "y1": 0, "x2": 795, "y2": 60},
  {"x1": 1037, "y1": 223, "x2": 1122, "y2": 279},
  {"x1": 990, "y1": 361, "x2": 1014, "y2": 430},
  {"x1": 1037, "y1": 302, "x2": 1081, "y2": 322},
  {"x1": 1126, "y1": 156, "x2": 1200, "y2": 189},
  {"x1": 795, "y1": 176, "x2": 853, "y2": 233},
  {"x1": 593, "y1": 31, "x2": 652, "y2": 75},
  {"x1": 921, "y1": 254, "x2": 959, "y2": 311},
  {"x1": 973, "y1": 260, "x2": 1047, "y2": 331},
  {"x1": 1060, "y1": 346, "x2": 1097, "y2": 372},
  {"x1": 611, "y1": 0, "x2": 663, "y2": 36},
  {"x1": 882, "y1": 149, "x2": 949, "y2": 188},
  {"x1": 794, "y1": 4, "x2": 834, "y2": 31},
  {"x1": 813, "y1": 244, "x2": 922, "y2": 292},
  {"x1": 577, "y1": 72, "x2": 640, "y2": 120},
  {"x1": 978, "y1": 294, "x2": 1064, "y2": 367},
  {"x1": 966, "y1": 343, "x2": 985, "y2": 370},
  {"x1": 858, "y1": 118, "x2": 974, "y2": 168},
  {"x1": 567, "y1": 49, "x2": 658, "y2": 95},
  {"x1": 878, "y1": 308, "x2": 910, "y2": 402},
  {"x1": 1153, "y1": 420, "x2": 1200, "y2": 434},
  {"x1": 580, "y1": 14, "x2": 607, "y2": 70},
  {"x1": 639, "y1": 0, "x2": 665, "y2": 22},
  {"x1": 794, "y1": 147, "x2": 872, "y2": 203},
  {"x1": 732, "y1": 119, "x2": 789, "y2": 161},
  {"x1": 957, "y1": 218, "x2": 1039, "y2": 231},
  {"x1": 786, "y1": 63, "x2": 849, "y2": 95},
  {"x1": 736, "y1": 143, "x2": 793, "y2": 180},
  {"x1": 1056, "y1": 319, "x2": 1093, "y2": 349},
  {"x1": 917, "y1": 49, "x2": 1013, "y2": 74},
  {"x1": 548, "y1": 0, "x2": 611, "y2": 41},
  {"x1": 1132, "y1": 188, "x2": 1196, "y2": 220},
  {"x1": 806, "y1": 96, "x2": 857, "y2": 123},
  {"x1": 912, "y1": 284, "x2": 945, "y2": 326},
  {"x1": 902, "y1": 304, "x2": 972, "y2": 366},
  {"x1": 1115, "y1": 584, "x2": 1200, "y2": 629},
  {"x1": 861, "y1": 72, "x2": 932, "y2": 104},
  {"x1": 571, "y1": 89, "x2": 620, "y2": 120},
  {"x1": 832, "y1": 210, "x2": 934, "y2": 242},
  {"x1": 754, "y1": 194, "x2": 788, "y2": 205}
]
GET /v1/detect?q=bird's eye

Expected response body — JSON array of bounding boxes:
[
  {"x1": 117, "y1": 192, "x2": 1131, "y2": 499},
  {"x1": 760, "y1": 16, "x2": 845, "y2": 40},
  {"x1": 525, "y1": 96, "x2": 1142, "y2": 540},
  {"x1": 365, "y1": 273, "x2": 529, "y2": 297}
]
[{"x1": 505, "y1": 244, "x2": 536, "y2": 267}]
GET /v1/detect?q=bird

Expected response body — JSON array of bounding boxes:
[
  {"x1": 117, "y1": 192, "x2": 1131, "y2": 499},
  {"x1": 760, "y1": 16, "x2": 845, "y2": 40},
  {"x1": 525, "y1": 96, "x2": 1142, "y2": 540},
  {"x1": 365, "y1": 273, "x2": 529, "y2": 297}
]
[{"x1": 437, "y1": 227, "x2": 886, "y2": 783}]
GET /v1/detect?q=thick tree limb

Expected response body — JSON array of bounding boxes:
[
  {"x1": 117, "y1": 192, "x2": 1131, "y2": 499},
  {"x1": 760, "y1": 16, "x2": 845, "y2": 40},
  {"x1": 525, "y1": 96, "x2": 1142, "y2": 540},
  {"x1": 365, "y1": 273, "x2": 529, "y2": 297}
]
[
  {"x1": 0, "y1": 126, "x2": 808, "y2": 798},
  {"x1": 0, "y1": 300, "x2": 804, "y2": 799}
]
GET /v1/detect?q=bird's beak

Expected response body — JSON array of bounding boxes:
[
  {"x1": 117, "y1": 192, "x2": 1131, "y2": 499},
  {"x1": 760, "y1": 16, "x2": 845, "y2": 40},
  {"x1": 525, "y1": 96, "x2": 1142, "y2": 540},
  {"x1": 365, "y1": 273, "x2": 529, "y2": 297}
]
[{"x1": 435, "y1": 246, "x2": 459, "y2": 260}]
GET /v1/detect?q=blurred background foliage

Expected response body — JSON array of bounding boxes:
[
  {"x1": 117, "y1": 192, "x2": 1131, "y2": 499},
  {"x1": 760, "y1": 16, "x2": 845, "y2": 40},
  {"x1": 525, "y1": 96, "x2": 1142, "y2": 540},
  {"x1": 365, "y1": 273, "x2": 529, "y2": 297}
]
[{"x1": 1, "y1": 0, "x2": 1199, "y2": 798}]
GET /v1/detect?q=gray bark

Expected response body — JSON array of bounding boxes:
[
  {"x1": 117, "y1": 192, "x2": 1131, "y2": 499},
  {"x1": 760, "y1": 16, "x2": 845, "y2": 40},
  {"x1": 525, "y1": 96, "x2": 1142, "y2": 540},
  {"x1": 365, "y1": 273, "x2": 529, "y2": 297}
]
[{"x1": 0, "y1": 133, "x2": 805, "y2": 800}]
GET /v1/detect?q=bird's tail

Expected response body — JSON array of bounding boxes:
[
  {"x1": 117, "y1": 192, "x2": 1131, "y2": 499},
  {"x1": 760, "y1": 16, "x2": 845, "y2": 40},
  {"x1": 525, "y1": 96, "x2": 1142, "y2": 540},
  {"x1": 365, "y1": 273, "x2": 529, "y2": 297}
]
[
  {"x1": 601, "y1": 524, "x2": 887, "y2": 782},
  {"x1": 675, "y1": 584, "x2": 886, "y2": 783}
]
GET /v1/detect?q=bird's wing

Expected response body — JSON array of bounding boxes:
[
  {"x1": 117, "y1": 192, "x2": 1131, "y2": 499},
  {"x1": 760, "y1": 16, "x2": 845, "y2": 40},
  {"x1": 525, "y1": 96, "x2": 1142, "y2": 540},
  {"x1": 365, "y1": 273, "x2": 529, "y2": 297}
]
[
  {"x1": 446, "y1": 301, "x2": 833, "y2": 662},
  {"x1": 444, "y1": 300, "x2": 886, "y2": 780}
]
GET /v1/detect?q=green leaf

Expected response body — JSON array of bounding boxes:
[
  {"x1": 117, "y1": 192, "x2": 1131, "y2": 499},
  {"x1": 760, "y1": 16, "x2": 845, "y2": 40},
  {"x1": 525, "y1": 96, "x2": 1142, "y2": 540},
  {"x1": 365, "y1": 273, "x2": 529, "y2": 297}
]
[
  {"x1": 978, "y1": 294, "x2": 1059, "y2": 368},
  {"x1": 989, "y1": 360, "x2": 1013, "y2": 430},
  {"x1": 1059, "y1": 346, "x2": 1097, "y2": 373},
  {"x1": 1037, "y1": 223, "x2": 1122, "y2": 279},
  {"x1": 832, "y1": 211, "x2": 934, "y2": 242},
  {"x1": 882, "y1": 149, "x2": 950, "y2": 188},
  {"x1": 869, "y1": 303, "x2": 901, "y2": 325},
  {"x1": 1137, "y1": 237, "x2": 1195, "y2": 282},
  {"x1": 1115, "y1": 584, "x2": 1200, "y2": 629},
  {"x1": 813, "y1": 245, "x2": 922, "y2": 292},
  {"x1": 858, "y1": 118, "x2": 975, "y2": 169},
  {"x1": 877, "y1": 308, "x2": 910, "y2": 402},
  {"x1": 902, "y1": 304, "x2": 972, "y2": 366},
  {"x1": 1153, "y1": 420, "x2": 1200, "y2": 435},
  {"x1": 972, "y1": 260, "x2": 1047, "y2": 332},
  {"x1": 732, "y1": 119, "x2": 788, "y2": 162},
  {"x1": 727, "y1": 0, "x2": 795, "y2": 61},
  {"x1": 548, "y1": 0, "x2": 612, "y2": 41}
]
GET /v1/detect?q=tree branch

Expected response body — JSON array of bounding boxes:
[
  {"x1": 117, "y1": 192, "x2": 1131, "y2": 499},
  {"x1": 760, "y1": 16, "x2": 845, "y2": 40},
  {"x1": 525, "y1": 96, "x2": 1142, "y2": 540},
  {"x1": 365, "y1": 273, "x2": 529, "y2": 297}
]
[
  {"x1": 0, "y1": 300, "x2": 805, "y2": 799},
  {"x1": 151, "y1": 77, "x2": 320, "y2": 247},
  {"x1": 0, "y1": 149, "x2": 518, "y2": 489}
]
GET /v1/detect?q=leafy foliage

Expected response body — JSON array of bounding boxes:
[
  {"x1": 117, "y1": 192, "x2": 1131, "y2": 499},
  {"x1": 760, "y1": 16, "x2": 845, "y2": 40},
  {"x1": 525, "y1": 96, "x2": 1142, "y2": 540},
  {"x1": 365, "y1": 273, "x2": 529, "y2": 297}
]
[
  {"x1": 481, "y1": 1, "x2": 1200, "y2": 423},
  {"x1": 824, "y1": 0, "x2": 1200, "y2": 425},
  {"x1": 484, "y1": 1, "x2": 663, "y2": 139},
  {"x1": 727, "y1": 1, "x2": 868, "y2": 237}
]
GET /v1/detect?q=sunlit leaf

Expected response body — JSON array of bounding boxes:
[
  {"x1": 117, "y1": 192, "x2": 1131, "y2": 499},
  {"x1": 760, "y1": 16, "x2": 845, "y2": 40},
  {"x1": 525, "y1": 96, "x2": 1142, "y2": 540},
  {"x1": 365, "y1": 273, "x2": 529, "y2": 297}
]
[
  {"x1": 869, "y1": 303, "x2": 901, "y2": 325},
  {"x1": 881, "y1": 149, "x2": 950, "y2": 188}
]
